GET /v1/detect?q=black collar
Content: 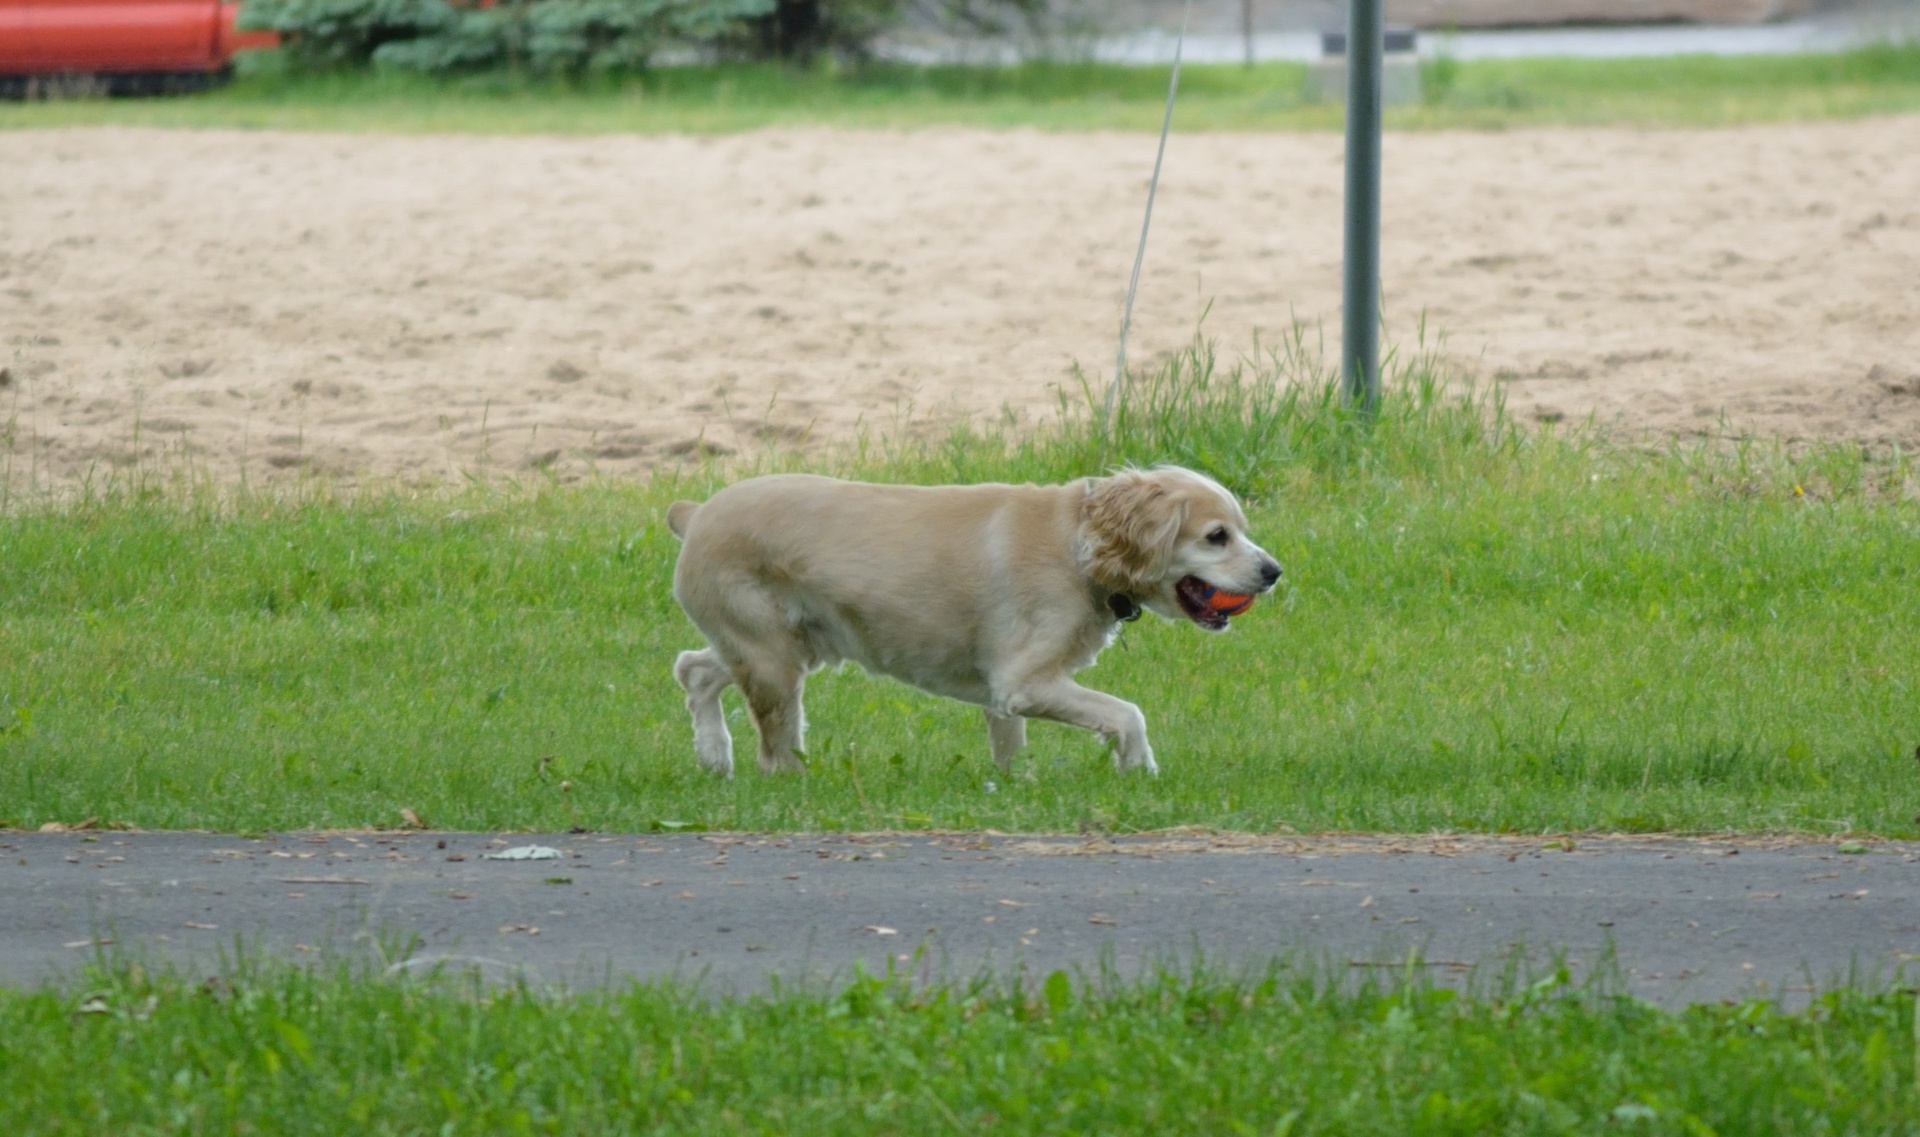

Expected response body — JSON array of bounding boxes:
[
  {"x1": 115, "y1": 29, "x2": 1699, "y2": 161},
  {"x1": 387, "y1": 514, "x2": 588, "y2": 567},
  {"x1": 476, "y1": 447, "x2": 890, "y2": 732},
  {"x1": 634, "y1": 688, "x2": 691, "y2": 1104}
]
[{"x1": 1107, "y1": 592, "x2": 1142, "y2": 623}]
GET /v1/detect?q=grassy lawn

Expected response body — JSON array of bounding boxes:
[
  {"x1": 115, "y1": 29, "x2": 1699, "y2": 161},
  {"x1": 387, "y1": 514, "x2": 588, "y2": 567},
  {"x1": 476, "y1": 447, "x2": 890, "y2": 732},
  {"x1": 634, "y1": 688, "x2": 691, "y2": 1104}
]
[
  {"x1": 3, "y1": 344, "x2": 1915, "y2": 836},
  {"x1": 1, "y1": 44, "x2": 1918, "y2": 133},
  {"x1": 5, "y1": 956, "x2": 1918, "y2": 1135}
]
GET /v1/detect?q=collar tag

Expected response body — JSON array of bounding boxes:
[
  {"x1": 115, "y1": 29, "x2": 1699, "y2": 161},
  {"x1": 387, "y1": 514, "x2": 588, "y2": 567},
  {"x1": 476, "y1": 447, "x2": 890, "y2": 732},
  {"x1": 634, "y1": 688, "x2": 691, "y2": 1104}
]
[{"x1": 1108, "y1": 593, "x2": 1142, "y2": 623}]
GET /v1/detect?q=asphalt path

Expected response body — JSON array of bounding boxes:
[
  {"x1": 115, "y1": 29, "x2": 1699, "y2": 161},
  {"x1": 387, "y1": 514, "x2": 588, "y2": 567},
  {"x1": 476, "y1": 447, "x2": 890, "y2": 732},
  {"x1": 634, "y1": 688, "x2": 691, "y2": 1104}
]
[{"x1": 6, "y1": 830, "x2": 1918, "y2": 1005}]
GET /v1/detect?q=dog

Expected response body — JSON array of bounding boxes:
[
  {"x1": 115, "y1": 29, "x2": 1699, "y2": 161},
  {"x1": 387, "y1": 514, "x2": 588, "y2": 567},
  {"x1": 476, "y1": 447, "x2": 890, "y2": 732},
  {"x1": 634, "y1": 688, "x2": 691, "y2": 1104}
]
[{"x1": 665, "y1": 465, "x2": 1281, "y2": 778}]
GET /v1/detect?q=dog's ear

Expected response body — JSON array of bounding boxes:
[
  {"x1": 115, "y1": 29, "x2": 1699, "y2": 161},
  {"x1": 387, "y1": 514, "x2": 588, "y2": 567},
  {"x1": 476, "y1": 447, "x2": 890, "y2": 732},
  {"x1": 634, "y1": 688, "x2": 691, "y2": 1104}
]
[{"x1": 1082, "y1": 469, "x2": 1188, "y2": 593}]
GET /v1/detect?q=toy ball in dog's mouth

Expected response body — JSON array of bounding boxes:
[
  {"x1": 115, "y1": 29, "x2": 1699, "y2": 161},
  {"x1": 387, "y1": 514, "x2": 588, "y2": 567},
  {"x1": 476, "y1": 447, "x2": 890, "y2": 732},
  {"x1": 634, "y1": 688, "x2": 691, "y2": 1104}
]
[{"x1": 1175, "y1": 576, "x2": 1255, "y2": 630}]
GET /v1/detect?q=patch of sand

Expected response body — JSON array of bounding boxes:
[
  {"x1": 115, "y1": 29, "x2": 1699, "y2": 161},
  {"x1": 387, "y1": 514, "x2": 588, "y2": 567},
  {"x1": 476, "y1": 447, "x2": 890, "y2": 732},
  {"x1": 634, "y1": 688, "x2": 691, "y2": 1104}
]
[{"x1": 2, "y1": 119, "x2": 1917, "y2": 488}]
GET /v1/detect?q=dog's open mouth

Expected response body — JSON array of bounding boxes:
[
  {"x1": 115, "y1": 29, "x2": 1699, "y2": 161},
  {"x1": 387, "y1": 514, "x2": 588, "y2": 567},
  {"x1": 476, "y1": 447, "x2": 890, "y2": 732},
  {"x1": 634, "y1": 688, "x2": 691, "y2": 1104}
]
[{"x1": 1175, "y1": 575, "x2": 1249, "y2": 631}]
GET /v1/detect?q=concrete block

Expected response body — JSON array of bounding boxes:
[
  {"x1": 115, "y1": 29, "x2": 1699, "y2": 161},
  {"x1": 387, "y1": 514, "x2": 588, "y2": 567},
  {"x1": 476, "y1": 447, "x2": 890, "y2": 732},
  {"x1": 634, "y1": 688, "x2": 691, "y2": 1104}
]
[
  {"x1": 1384, "y1": 0, "x2": 1813, "y2": 28},
  {"x1": 1307, "y1": 55, "x2": 1424, "y2": 106}
]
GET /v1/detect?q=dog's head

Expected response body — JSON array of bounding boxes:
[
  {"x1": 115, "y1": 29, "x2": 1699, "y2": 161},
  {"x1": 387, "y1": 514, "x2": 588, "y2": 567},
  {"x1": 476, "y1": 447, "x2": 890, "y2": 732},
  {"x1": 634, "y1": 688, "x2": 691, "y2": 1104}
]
[{"x1": 1081, "y1": 466, "x2": 1283, "y2": 632}]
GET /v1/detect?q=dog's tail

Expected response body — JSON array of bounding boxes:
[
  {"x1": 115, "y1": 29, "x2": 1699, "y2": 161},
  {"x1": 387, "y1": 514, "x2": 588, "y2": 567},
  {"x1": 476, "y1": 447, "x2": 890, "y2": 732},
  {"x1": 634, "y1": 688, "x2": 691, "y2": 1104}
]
[{"x1": 665, "y1": 500, "x2": 700, "y2": 539}]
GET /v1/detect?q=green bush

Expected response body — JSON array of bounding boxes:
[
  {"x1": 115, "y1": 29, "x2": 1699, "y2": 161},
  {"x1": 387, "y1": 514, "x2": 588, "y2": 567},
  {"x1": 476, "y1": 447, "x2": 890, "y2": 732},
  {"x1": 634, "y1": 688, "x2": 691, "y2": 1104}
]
[
  {"x1": 241, "y1": 0, "x2": 776, "y2": 74},
  {"x1": 237, "y1": 0, "x2": 455, "y2": 70},
  {"x1": 239, "y1": 0, "x2": 928, "y2": 72},
  {"x1": 733, "y1": 0, "x2": 898, "y2": 61},
  {"x1": 379, "y1": 0, "x2": 771, "y2": 75}
]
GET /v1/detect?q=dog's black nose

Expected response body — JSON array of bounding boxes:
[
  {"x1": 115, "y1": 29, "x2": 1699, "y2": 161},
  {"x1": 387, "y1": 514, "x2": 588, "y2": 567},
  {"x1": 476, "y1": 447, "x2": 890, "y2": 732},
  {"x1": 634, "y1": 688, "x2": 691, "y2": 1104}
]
[{"x1": 1260, "y1": 561, "x2": 1283, "y2": 588}]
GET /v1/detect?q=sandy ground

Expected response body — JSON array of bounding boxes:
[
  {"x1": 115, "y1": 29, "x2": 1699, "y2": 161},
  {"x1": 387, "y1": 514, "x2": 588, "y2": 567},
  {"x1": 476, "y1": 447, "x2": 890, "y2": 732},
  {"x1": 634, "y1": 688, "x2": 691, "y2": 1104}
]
[{"x1": 3, "y1": 119, "x2": 1918, "y2": 488}]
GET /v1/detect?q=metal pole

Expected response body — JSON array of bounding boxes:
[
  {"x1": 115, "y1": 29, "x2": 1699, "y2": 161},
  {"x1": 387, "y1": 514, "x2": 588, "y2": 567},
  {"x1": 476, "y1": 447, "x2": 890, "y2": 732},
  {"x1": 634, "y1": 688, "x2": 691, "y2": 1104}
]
[
  {"x1": 1340, "y1": 0, "x2": 1382, "y2": 415},
  {"x1": 1241, "y1": 0, "x2": 1254, "y2": 67}
]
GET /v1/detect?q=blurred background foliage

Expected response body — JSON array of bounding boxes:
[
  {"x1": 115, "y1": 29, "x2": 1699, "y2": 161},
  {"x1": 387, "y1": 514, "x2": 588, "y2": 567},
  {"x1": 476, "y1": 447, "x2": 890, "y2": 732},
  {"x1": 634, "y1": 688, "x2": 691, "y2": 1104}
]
[{"x1": 238, "y1": 0, "x2": 1058, "y2": 73}]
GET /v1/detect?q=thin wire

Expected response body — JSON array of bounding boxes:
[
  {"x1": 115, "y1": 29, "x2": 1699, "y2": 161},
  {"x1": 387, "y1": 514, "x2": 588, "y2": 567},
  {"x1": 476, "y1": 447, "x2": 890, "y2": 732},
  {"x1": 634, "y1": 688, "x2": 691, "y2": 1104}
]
[{"x1": 1103, "y1": 0, "x2": 1193, "y2": 436}]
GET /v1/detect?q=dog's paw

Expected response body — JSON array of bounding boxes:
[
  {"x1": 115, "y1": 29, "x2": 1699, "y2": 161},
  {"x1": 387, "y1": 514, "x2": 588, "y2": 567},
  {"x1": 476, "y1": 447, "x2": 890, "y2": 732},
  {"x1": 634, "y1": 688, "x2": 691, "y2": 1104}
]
[
  {"x1": 696, "y1": 739, "x2": 735, "y2": 779},
  {"x1": 1113, "y1": 743, "x2": 1159, "y2": 776},
  {"x1": 756, "y1": 754, "x2": 808, "y2": 776}
]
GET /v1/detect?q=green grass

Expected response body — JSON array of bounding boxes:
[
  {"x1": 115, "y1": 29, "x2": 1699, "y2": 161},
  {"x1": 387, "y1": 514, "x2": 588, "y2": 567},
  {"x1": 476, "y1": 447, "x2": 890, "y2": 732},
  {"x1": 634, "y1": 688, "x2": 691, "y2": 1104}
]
[
  {"x1": 3, "y1": 43, "x2": 1920, "y2": 133},
  {"x1": 6, "y1": 955, "x2": 1920, "y2": 1134},
  {"x1": 2, "y1": 341, "x2": 1916, "y2": 836}
]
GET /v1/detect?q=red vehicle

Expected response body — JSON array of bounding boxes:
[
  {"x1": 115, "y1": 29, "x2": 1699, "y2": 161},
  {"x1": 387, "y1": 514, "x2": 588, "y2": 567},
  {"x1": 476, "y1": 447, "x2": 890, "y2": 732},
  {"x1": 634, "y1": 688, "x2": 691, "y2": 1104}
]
[{"x1": 0, "y1": 0, "x2": 277, "y2": 95}]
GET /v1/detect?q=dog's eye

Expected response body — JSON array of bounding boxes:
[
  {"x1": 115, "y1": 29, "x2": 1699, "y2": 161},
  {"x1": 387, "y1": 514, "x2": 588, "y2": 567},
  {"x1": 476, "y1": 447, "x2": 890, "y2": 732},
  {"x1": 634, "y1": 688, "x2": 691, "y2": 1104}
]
[{"x1": 1206, "y1": 527, "x2": 1230, "y2": 546}]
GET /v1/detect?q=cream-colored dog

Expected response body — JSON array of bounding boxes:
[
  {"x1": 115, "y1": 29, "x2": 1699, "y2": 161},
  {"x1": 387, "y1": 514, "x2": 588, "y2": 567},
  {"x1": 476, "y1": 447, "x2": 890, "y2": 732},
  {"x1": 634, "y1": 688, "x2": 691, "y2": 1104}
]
[{"x1": 665, "y1": 466, "x2": 1281, "y2": 777}]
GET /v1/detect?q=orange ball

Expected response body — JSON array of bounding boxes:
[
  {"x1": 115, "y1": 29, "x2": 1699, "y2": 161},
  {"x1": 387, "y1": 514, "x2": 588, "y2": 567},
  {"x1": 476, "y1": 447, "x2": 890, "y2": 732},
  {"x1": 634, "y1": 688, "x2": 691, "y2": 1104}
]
[{"x1": 1201, "y1": 585, "x2": 1255, "y2": 617}]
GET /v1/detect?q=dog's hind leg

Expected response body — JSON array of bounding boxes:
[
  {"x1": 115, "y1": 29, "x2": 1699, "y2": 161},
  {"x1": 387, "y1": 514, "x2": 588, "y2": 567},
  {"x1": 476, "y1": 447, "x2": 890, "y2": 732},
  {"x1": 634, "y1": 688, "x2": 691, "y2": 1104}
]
[
  {"x1": 674, "y1": 648, "x2": 737, "y2": 778},
  {"x1": 985, "y1": 710, "x2": 1026, "y2": 773},
  {"x1": 735, "y1": 650, "x2": 810, "y2": 775}
]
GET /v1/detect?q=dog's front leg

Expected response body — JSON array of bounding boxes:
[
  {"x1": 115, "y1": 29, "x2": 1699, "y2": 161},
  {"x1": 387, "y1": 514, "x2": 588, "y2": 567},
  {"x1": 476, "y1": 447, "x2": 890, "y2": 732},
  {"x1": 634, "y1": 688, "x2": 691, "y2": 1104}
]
[
  {"x1": 985, "y1": 710, "x2": 1026, "y2": 773},
  {"x1": 1004, "y1": 679, "x2": 1157, "y2": 775}
]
